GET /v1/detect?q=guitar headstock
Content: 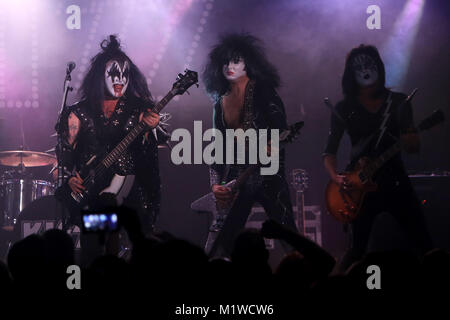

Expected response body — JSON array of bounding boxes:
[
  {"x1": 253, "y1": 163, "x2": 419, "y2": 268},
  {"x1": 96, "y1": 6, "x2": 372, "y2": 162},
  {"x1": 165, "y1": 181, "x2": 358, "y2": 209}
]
[
  {"x1": 291, "y1": 168, "x2": 309, "y2": 192},
  {"x1": 280, "y1": 121, "x2": 304, "y2": 143},
  {"x1": 171, "y1": 69, "x2": 199, "y2": 96}
]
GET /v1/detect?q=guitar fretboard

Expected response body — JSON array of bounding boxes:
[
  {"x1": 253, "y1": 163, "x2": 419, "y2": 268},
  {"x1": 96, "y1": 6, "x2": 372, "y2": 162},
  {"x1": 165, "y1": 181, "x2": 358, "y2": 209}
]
[
  {"x1": 360, "y1": 110, "x2": 444, "y2": 180},
  {"x1": 231, "y1": 131, "x2": 297, "y2": 191},
  {"x1": 153, "y1": 91, "x2": 175, "y2": 114},
  {"x1": 100, "y1": 90, "x2": 175, "y2": 170},
  {"x1": 362, "y1": 141, "x2": 402, "y2": 179}
]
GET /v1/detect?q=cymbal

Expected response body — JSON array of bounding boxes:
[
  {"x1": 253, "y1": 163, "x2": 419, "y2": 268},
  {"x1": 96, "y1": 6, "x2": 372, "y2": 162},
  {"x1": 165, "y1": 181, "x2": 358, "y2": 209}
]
[{"x1": 0, "y1": 150, "x2": 57, "y2": 167}]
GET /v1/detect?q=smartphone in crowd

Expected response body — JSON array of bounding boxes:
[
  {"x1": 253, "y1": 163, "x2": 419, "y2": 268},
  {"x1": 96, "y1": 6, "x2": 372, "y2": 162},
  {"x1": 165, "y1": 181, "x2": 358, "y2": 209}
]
[{"x1": 81, "y1": 210, "x2": 120, "y2": 233}]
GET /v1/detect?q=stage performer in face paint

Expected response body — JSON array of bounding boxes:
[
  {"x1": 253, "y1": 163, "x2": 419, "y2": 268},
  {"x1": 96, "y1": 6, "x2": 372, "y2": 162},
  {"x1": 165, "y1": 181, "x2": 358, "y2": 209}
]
[
  {"x1": 201, "y1": 33, "x2": 298, "y2": 257},
  {"x1": 323, "y1": 44, "x2": 433, "y2": 271},
  {"x1": 55, "y1": 35, "x2": 164, "y2": 242}
]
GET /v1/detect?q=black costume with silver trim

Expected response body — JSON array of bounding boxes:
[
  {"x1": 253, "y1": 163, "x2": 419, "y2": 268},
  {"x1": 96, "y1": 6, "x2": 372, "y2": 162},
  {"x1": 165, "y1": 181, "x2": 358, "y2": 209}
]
[
  {"x1": 56, "y1": 95, "x2": 161, "y2": 232},
  {"x1": 208, "y1": 81, "x2": 297, "y2": 256}
]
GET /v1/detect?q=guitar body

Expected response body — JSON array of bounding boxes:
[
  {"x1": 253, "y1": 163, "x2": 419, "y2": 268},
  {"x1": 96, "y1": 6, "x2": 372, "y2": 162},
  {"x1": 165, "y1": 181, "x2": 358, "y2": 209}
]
[
  {"x1": 325, "y1": 158, "x2": 377, "y2": 223},
  {"x1": 55, "y1": 154, "x2": 114, "y2": 212},
  {"x1": 190, "y1": 121, "x2": 305, "y2": 255},
  {"x1": 190, "y1": 179, "x2": 237, "y2": 220},
  {"x1": 325, "y1": 109, "x2": 445, "y2": 224},
  {"x1": 55, "y1": 69, "x2": 199, "y2": 218},
  {"x1": 190, "y1": 180, "x2": 238, "y2": 255}
]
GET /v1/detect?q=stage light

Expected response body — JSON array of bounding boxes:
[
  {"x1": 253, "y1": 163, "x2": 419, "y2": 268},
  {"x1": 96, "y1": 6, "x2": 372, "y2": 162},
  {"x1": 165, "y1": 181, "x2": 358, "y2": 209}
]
[
  {"x1": 382, "y1": 0, "x2": 426, "y2": 89},
  {"x1": 183, "y1": 0, "x2": 214, "y2": 71},
  {"x1": 146, "y1": 0, "x2": 195, "y2": 83}
]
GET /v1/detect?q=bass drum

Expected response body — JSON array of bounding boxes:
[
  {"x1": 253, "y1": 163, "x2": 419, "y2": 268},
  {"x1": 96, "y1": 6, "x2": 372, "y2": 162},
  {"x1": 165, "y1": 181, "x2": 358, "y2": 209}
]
[
  {"x1": 12, "y1": 196, "x2": 131, "y2": 262},
  {"x1": 13, "y1": 195, "x2": 81, "y2": 249},
  {"x1": 0, "y1": 179, "x2": 55, "y2": 230}
]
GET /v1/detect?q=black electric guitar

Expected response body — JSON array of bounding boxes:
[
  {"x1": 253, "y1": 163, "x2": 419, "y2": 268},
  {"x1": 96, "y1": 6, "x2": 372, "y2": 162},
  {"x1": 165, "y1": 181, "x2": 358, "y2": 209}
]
[
  {"x1": 56, "y1": 69, "x2": 198, "y2": 212},
  {"x1": 190, "y1": 121, "x2": 304, "y2": 254}
]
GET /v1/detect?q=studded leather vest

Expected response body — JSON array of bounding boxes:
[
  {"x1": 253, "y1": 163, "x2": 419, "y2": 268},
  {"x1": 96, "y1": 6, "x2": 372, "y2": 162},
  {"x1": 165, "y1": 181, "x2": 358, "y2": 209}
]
[
  {"x1": 56, "y1": 95, "x2": 159, "y2": 178},
  {"x1": 209, "y1": 81, "x2": 288, "y2": 187}
]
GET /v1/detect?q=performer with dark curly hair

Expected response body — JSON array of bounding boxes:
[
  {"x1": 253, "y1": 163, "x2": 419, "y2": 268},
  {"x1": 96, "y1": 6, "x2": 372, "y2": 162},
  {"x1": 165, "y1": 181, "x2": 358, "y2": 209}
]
[
  {"x1": 55, "y1": 35, "x2": 163, "y2": 238},
  {"x1": 202, "y1": 33, "x2": 298, "y2": 257},
  {"x1": 323, "y1": 44, "x2": 433, "y2": 271}
]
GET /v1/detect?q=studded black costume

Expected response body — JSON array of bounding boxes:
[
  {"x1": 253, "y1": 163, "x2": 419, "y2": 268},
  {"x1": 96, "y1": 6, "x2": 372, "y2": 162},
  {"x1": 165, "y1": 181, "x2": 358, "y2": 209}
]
[
  {"x1": 207, "y1": 81, "x2": 298, "y2": 256},
  {"x1": 56, "y1": 95, "x2": 161, "y2": 233}
]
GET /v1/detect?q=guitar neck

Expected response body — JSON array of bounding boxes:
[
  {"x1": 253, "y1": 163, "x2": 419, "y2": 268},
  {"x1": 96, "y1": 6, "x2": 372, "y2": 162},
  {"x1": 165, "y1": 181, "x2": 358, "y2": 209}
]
[
  {"x1": 230, "y1": 138, "x2": 291, "y2": 191},
  {"x1": 232, "y1": 165, "x2": 259, "y2": 191},
  {"x1": 101, "y1": 91, "x2": 175, "y2": 169},
  {"x1": 362, "y1": 115, "x2": 439, "y2": 178},
  {"x1": 363, "y1": 141, "x2": 402, "y2": 178},
  {"x1": 153, "y1": 91, "x2": 175, "y2": 114}
]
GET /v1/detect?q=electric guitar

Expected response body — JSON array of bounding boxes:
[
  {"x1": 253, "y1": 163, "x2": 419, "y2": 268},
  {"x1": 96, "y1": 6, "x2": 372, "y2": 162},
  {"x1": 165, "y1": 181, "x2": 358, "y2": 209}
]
[
  {"x1": 56, "y1": 69, "x2": 198, "y2": 212},
  {"x1": 325, "y1": 109, "x2": 445, "y2": 223},
  {"x1": 190, "y1": 121, "x2": 304, "y2": 254}
]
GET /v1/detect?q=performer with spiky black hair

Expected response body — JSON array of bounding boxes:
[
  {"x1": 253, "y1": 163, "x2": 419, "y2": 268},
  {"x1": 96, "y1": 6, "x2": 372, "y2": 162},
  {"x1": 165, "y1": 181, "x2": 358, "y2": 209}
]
[
  {"x1": 202, "y1": 33, "x2": 298, "y2": 257},
  {"x1": 55, "y1": 35, "x2": 163, "y2": 237}
]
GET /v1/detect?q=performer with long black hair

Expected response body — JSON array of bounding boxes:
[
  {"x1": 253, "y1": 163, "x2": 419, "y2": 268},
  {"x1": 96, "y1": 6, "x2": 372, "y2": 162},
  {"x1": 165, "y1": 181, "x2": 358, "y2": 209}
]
[
  {"x1": 323, "y1": 44, "x2": 433, "y2": 271},
  {"x1": 56, "y1": 35, "x2": 162, "y2": 236},
  {"x1": 203, "y1": 33, "x2": 298, "y2": 257}
]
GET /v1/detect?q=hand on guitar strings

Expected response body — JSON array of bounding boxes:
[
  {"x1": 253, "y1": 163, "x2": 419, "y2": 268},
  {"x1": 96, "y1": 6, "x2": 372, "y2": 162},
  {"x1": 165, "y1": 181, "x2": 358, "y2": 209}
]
[
  {"x1": 140, "y1": 110, "x2": 160, "y2": 129},
  {"x1": 400, "y1": 128, "x2": 420, "y2": 154},
  {"x1": 68, "y1": 172, "x2": 85, "y2": 194},
  {"x1": 212, "y1": 184, "x2": 235, "y2": 207},
  {"x1": 334, "y1": 174, "x2": 352, "y2": 190}
]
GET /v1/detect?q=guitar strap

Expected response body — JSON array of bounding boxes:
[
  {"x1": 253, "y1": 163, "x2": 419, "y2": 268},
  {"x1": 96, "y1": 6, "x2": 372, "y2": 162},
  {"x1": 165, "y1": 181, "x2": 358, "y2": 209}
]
[
  {"x1": 374, "y1": 91, "x2": 393, "y2": 149},
  {"x1": 242, "y1": 80, "x2": 256, "y2": 131},
  {"x1": 239, "y1": 80, "x2": 256, "y2": 178},
  {"x1": 220, "y1": 80, "x2": 256, "y2": 184},
  {"x1": 349, "y1": 91, "x2": 393, "y2": 165}
]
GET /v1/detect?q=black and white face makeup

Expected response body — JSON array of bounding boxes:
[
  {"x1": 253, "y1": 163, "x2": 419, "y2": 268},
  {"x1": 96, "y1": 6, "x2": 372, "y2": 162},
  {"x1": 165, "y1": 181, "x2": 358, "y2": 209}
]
[
  {"x1": 352, "y1": 54, "x2": 379, "y2": 87},
  {"x1": 223, "y1": 57, "x2": 247, "y2": 81},
  {"x1": 105, "y1": 59, "x2": 130, "y2": 98}
]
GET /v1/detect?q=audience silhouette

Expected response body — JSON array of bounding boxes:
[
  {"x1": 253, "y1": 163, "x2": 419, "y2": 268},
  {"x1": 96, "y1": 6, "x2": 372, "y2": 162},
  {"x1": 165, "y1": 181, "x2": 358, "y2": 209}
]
[{"x1": 1, "y1": 206, "x2": 446, "y2": 313}]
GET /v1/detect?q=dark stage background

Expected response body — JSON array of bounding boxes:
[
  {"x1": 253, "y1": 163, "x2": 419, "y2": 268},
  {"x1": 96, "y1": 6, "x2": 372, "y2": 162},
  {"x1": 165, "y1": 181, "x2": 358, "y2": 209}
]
[{"x1": 0, "y1": 0, "x2": 449, "y2": 258}]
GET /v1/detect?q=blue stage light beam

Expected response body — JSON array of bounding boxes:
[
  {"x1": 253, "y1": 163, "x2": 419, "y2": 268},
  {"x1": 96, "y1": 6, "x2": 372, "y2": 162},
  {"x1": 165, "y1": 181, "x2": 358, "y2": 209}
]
[{"x1": 382, "y1": 0, "x2": 426, "y2": 89}]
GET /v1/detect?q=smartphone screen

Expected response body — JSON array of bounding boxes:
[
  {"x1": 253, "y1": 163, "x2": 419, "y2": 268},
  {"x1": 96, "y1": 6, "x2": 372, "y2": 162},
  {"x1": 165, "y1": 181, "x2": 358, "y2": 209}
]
[{"x1": 82, "y1": 212, "x2": 119, "y2": 233}]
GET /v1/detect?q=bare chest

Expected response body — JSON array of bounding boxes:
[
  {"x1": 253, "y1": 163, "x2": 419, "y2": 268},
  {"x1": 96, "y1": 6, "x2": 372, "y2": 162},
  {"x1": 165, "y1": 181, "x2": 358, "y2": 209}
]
[
  {"x1": 222, "y1": 94, "x2": 244, "y2": 129},
  {"x1": 102, "y1": 100, "x2": 118, "y2": 119}
]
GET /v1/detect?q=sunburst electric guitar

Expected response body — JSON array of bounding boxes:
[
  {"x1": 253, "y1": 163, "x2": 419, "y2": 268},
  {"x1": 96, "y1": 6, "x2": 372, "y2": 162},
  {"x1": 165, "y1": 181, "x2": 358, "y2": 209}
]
[{"x1": 325, "y1": 109, "x2": 445, "y2": 223}]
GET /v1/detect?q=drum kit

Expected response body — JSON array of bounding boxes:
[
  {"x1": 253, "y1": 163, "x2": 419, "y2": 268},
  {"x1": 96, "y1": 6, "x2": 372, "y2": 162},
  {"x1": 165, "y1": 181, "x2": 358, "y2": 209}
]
[
  {"x1": 0, "y1": 149, "x2": 57, "y2": 232},
  {"x1": 0, "y1": 147, "x2": 133, "y2": 259},
  {"x1": 0, "y1": 147, "x2": 84, "y2": 259}
]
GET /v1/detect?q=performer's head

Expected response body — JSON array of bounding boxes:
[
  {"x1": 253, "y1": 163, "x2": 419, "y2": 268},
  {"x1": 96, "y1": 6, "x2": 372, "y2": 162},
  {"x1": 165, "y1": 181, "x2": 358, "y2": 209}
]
[
  {"x1": 342, "y1": 44, "x2": 386, "y2": 98},
  {"x1": 80, "y1": 35, "x2": 152, "y2": 110},
  {"x1": 203, "y1": 33, "x2": 280, "y2": 99}
]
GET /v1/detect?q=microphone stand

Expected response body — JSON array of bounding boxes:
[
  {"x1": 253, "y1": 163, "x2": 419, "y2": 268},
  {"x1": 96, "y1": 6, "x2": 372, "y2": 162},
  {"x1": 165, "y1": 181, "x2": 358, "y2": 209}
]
[{"x1": 55, "y1": 66, "x2": 74, "y2": 231}]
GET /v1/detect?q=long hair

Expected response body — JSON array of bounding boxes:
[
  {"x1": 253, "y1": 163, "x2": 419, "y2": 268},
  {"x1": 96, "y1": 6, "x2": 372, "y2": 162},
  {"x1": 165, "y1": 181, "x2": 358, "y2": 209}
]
[
  {"x1": 79, "y1": 35, "x2": 152, "y2": 112},
  {"x1": 203, "y1": 33, "x2": 280, "y2": 100},
  {"x1": 342, "y1": 44, "x2": 386, "y2": 98}
]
